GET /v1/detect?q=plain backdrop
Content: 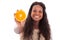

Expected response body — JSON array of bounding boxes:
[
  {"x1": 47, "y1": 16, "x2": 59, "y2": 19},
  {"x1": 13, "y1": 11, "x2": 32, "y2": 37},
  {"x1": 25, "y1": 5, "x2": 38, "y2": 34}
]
[{"x1": 0, "y1": 0, "x2": 60, "y2": 40}]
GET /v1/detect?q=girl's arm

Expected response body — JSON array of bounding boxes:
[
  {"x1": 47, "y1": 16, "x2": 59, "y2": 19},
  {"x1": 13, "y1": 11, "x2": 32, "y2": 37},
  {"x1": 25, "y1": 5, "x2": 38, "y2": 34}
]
[{"x1": 14, "y1": 14, "x2": 25, "y2": 34}]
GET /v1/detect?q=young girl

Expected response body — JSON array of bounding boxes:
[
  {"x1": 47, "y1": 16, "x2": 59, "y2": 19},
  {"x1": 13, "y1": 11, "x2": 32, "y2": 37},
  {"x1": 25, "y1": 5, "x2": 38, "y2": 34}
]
[{"x1": 14, "y1": 1, "x2": 51, "y2": 40}]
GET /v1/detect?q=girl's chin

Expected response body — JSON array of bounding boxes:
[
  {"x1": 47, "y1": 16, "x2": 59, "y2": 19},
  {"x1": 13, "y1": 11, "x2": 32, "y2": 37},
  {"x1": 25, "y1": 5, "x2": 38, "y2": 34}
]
[{"x1": 33, "y1": 19, "x2": 40, "y2": 22}]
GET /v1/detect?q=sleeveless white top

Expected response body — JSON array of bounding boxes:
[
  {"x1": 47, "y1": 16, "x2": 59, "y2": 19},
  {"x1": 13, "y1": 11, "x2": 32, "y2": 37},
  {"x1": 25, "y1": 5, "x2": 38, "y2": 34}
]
[{"x1": 20, "y1": 29, "x2": 45, "y2": 40}]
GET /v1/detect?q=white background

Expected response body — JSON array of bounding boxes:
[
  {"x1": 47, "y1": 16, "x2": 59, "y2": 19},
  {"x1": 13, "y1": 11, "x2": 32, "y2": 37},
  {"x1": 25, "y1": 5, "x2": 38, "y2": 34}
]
[{"x1": 0, "y1": 0, "x2": 60, "y2": 40}]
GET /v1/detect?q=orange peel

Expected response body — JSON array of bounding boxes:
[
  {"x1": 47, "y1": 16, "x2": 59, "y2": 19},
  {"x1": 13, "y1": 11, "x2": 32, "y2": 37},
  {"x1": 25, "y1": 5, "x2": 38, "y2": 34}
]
[{"x1": 14, "y1": 9, "x2": 26, "y2": 22}]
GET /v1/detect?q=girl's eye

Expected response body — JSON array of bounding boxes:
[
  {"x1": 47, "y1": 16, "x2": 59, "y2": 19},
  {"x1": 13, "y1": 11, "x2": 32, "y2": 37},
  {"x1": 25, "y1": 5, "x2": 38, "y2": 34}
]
[
  {"x1": 39, "y1": 11, "x2": 43, "y2": 13},
  {"x1": 33, "y1": 10, "x2": 36, "y2": 12}
]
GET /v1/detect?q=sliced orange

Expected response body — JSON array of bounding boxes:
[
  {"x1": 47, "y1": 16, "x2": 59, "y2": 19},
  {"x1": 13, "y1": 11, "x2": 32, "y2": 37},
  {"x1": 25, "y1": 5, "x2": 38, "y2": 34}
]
[{"x1": 14, "y1": 9, "x2": 26, "y2": 22}]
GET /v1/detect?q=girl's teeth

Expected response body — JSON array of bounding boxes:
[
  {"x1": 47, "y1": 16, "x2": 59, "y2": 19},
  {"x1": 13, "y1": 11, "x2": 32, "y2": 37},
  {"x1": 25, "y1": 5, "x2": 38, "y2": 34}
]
[{"x1": 34, "y1": 16, "x2": 39, "y2": 18}]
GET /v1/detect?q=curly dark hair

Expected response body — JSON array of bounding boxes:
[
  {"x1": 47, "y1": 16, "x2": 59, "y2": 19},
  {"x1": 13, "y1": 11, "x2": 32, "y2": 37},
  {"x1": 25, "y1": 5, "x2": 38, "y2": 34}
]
[{"x1": 23, "y1": 1, "x2": 51, "y2": 40}]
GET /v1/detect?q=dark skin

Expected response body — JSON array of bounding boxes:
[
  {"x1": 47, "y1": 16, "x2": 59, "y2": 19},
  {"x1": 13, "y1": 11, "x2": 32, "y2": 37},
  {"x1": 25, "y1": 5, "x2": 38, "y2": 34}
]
[{"x1": 33, "y1": 21, "x2": 39, "y2": 29}]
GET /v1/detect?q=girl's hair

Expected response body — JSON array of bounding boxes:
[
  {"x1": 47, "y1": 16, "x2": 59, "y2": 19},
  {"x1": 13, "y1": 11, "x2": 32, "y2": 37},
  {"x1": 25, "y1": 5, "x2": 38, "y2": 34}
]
[{"x1": 23, "y1": 1, "x2": 51, "y2": 40}]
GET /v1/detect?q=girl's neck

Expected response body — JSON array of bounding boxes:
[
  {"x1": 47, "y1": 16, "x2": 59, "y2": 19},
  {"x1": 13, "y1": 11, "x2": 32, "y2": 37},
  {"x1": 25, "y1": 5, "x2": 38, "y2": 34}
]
[{"x1": 33, "y1": 21, "x2": 39, "y2": 29}]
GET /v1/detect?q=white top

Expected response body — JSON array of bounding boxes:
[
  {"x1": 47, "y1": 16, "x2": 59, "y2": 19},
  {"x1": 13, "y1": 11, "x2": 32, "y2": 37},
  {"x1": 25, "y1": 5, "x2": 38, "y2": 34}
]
[{"x1": 20, "y1": 29, "x2": 45, "y2": 40}]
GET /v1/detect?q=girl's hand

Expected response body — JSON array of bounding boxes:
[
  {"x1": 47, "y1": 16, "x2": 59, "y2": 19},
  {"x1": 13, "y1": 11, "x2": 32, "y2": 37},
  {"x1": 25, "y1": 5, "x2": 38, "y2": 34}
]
[{"x1": 14, "y1": 13, "x2": 25, "y2": 34}]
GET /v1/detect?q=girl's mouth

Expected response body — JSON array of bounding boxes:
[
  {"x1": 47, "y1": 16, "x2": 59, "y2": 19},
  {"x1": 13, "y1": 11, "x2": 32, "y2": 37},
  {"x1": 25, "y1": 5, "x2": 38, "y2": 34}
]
[{"x1": 34, "y1": 15, "x2": 40, "y2": 19}]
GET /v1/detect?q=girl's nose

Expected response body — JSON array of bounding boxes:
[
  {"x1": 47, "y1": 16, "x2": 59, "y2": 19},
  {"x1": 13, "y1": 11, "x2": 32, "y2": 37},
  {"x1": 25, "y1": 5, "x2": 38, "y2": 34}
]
[{"x1": 36, "y1": 11, "x2": 40, "y2": 15}]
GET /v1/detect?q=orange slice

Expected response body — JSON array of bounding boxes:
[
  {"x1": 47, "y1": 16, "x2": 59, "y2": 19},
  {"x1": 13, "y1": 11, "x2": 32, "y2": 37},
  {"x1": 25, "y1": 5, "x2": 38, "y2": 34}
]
[{"x1": 14, "y1": 9, "x2": 26, "y2": 22}]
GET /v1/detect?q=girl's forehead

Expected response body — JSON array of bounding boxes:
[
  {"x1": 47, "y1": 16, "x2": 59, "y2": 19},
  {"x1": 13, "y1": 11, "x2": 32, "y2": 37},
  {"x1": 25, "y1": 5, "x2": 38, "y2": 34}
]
[
  {"x1": 32, "y1": 5, "x2": 43, "y2": 9},
  {"x1": 32, "y1": 5, "x2": 43, "y2": 11}
]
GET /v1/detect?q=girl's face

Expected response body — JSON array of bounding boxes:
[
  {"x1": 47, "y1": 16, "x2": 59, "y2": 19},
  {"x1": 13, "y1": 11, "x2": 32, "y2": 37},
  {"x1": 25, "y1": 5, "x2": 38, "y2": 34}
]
[{"x1": 31, "y1": 5, "x2": 43, "y2": 22}]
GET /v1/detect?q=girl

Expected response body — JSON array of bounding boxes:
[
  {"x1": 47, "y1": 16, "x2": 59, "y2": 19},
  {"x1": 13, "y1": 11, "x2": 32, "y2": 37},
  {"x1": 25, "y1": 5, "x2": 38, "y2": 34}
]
[{"x1": 14, "y1": 1, "x2": 51, "y2": 40}]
